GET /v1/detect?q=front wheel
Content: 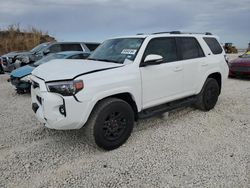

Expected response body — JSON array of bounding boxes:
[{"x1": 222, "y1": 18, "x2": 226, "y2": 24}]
[
  {"x1": 84, "y1": 98, "x2": 134, "y2": 150},
  {"x1": 195, "y1": 78, "x2": 220, "y2": 111}
]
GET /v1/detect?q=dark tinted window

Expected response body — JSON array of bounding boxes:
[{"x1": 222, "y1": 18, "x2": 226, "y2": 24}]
[
  {"x1": 143, "y1": 37, "x2": 178, "y2": 63},
  {"x1": 85, "y1": 43, "x2": 100, "y2": 51},
  {"x1": 61, "y1": 44, "x2": 82, "y2": 51},
  {"x1": 179, "y1": 37, "x2": 205, "y2": 60},
  {"x1": 203, "y1": 37, "x2": 223, "y2": 54},
  {"x1": 49, "y1": 44, "x2": 61, "y2": 53}
]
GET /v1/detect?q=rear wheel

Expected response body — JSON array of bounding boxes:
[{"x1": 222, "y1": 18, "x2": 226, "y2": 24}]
[
  {"x1": 195, "y1": 78, "x2": 220, "y2": 111},
  {"x1": 84, "y1": 98, "x2": 134, "y2": 150}
]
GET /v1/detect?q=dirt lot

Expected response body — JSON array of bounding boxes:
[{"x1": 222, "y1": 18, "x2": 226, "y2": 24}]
[{"x1": 0, "y1": 55, "x2": 250, "y2": 187}]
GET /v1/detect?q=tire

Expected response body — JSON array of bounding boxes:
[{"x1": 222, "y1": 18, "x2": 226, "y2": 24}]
[
  {"x1": 195, "y1": 78, "x2": 220, "y2": 111},
  {"x1": 84, "y1": 98, "x2": 134, "y2": 150}
]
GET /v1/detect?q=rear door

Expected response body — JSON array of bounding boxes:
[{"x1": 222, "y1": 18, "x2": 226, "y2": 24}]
[
  {"x1": 140, "y1": 37, "x2": 184, "y2": 109},
  {"x1": 176, "y1": 37, "x2": 206, "y2": 95}
]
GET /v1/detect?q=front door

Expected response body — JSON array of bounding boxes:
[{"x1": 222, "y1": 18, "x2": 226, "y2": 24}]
[{"x1": 140, "y1": 37, "x2": 184, "y2": 109}]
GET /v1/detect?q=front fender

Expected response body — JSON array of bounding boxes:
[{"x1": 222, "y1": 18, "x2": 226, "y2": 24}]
[{"x1": 78, "y1": 88, "x2": 140, "y2": 127}]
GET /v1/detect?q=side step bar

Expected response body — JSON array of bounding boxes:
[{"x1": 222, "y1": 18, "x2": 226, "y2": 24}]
[{"x1": 138, "y1": 96, "x2": 197, "y2": 119}]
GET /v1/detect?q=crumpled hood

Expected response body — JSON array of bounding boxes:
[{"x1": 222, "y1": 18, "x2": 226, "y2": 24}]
[
  {"x1": 32, "y1": 59, "x2": 123, "y2": 81},
  {"x1": 11, "y1": 65, "x2": 35, "y2": 78}
]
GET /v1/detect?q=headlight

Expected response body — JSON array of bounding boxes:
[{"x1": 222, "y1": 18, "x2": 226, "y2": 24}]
[
  {"x1": 20, "y1": 75, "x2": 32, "y2": 82},
  {"x1": 46, "y1": 80, "x2": 84, "y2": 96}
]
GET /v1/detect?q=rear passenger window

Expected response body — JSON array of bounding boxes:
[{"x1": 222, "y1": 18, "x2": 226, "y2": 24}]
[
  {"x1": 203, "y1": 37, "x2": 223, "y2": 54},
  {"x1": 61, "y1": 44, "x2": 83, "y2": 51},
  {"x1": 179, "y1": 37, "x2": 205, "y2": 60},
  {"x1": 143, "y1": 37, "x2": 178, "y2": 63}
]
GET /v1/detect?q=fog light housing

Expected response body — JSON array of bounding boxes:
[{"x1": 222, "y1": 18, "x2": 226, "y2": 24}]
[
  {"x1": 32, "y1": 103, "x2": 39, "y2": 113},
  {"x1": 59, "y1": 105, "x2": 66, "y2": 116}
]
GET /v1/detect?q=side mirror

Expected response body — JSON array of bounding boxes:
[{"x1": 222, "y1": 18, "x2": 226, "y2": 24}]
[
  {"x1": 142, "y1": 54, "x2": 163, "y2": 66},
  {"x1": 43, "y1": 49, "x2": 50, "y2": 55}
]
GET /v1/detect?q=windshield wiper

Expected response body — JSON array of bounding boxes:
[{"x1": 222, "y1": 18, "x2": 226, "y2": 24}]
[
  {"x1": 87, "y1": 58, "x2": 99, "y2": 61},
  {"x1": 99, "y1": 59, "x2": 120, "y2": 64}
]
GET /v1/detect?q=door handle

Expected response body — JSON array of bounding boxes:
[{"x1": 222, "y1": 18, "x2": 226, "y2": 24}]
[{"x1": 174, "y1": 66, "x2": 183, "y2": 72}]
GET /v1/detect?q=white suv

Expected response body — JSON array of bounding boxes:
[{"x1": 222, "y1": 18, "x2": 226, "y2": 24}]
[{"x1": 30, "y1": 31, "x2": 229, "y2": 150}]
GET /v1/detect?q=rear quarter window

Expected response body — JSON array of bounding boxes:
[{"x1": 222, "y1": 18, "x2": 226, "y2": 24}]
[{"x1": 203, "y1": 37, "x2": 223, "y2": 54}]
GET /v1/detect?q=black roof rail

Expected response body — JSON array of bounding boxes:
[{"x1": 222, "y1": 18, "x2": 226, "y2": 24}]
[
  {"x1": 152, "y1": 31, "x2": 213, "y2": 35},
  {"x1": 152, "y1": 31, "x2": 181, "y2": 35},
  {"x1": 170, "y1": 31, "x2": 181, "y2": 34}
]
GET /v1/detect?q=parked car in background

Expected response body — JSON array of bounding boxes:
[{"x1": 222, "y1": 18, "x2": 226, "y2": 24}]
[
  {"x1": 229, "y1": 51, "x2": 250, "y2": 77},
  {"x1": 10, "y1": 51, "x2": 91, "y2": 93},
  {"x1": 30, "y1": 31, "x2": 228, "y2": 150},
  {"x1": 1, "y1": 42, "x2": 99, "y2": 72}
]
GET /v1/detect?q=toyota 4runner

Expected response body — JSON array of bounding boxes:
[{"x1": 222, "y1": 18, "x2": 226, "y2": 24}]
[{"x1": 30, "y1": 31, "x2": 229, "y2": 150}]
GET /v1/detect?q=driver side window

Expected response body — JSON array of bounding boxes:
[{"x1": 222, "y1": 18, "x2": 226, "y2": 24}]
[{"x1": 143, "y1": 37, "x2": 178, "y2": 63}]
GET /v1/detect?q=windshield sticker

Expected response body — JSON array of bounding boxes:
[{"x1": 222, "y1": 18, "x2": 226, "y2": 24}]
[{"x1": 121, "y1": 49, "x2": 137, "y2": 55}]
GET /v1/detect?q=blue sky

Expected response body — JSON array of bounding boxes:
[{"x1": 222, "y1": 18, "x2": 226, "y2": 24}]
[{"x1": 0, "y1": 0, "x2": 249, "y2": 48}]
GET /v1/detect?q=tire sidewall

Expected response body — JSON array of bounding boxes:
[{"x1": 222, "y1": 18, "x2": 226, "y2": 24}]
[
  {"x1": 202, "y1": 79, "x2": 220, "y2": 111},
  {"x1": 93, "y1": 100, "x2": 134, "y2": 150}
]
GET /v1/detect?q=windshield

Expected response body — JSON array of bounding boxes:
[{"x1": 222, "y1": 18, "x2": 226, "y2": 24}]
[
  {"x1": 30, "y1": 43, "x2": 50, "y2": 53},
  {"x1": 33, "y1": 53, "x2": 67, "y2": 67},
  {"x1": 88, "y1": 38, "x2": 144, "y2": 64}
]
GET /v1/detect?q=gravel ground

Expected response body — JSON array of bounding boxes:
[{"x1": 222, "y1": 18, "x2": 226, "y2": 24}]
[{"x1": 0, "y1": 55, "x2": 250, "y2": 187}]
